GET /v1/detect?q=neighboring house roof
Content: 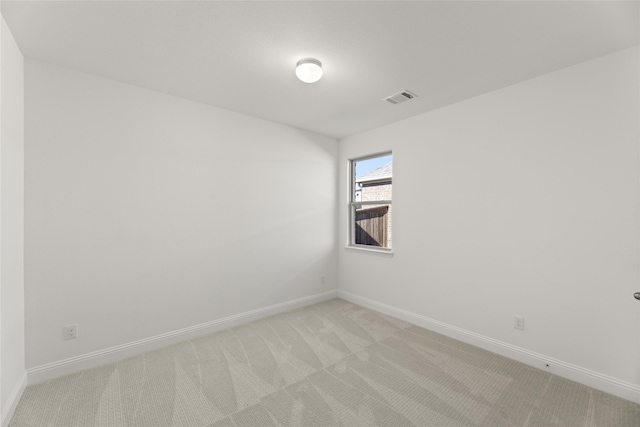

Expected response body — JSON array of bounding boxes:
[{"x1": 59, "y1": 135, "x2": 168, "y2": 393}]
[{"x1": 356, "y1": 162, "x2": 392, "y2": 183}]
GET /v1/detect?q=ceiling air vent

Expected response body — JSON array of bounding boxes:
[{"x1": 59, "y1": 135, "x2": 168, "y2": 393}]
[{"x1": 384, "y1": 90, "x2": 418, "y2": 104}]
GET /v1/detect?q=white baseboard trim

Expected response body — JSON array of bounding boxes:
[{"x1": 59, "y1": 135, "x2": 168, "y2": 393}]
[
  {"x1": 1, "y1": 372, "x2": 27, "y2": 427},
  {"x1": 27, "y1": 290, "x2": 338, "y2": 385},
  {"x1": 338, "y1": 290, "x2": 640, "y2": 404}
]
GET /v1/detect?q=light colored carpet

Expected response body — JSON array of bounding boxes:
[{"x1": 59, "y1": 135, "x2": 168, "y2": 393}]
[{"x1": 9, "y1": 299, "x2": 640, "y2": 426}]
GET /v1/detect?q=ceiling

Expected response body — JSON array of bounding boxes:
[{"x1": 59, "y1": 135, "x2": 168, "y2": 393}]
[{"x1": 2, "y1": 1, "x2": 639, "y2": 139}]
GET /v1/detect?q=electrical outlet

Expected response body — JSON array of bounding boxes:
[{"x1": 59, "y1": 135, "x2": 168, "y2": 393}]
[
  {"x1": 320, "y1": 275, "x2": 326, "y2": 284},
  {"x1": 64, "y1": 324, "x2": 78, "y2": 340},
  {"x1": 514, "y1": 316, "x2": 524, "y2": 331}
]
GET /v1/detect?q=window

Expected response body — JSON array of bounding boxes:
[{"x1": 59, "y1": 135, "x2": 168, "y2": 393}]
[{"x1": 349, "y1": 153, "x2": 392, "y2": 250}]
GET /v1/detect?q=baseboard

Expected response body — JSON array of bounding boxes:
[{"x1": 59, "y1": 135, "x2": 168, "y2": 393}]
[
  {"x1": 27, "y1": 290, "x2": 338, "y2": 385},
  {"x1": 338, "y1": 290, "x2": 640, "y2": 404},
  {"x1": 1, "y1": 372, "x2": 27, "y2": 427}
]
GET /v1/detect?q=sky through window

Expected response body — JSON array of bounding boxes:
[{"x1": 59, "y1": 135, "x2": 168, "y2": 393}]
[{"x1": 355, "y1": 154, "x2": 392, "y2": 178}]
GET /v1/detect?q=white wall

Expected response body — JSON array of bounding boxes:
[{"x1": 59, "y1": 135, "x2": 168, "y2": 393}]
[
  {"x1": 24, "y1": 60, "x2": 338, "y2": 373},
  {"x1": 0, "y1": 15, "x2": 26, "y2": 426},
  {"x1": 339, "y1": 47, "x2": 640, "y2": 402}
]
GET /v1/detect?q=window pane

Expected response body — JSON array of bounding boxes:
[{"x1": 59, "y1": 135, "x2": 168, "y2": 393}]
[
  {"x1": 354, "y1": 204, "x2": 391, "y2": 248},
  {"x1": 353, "y1": 154, "x2": 392, "y2": 201}
]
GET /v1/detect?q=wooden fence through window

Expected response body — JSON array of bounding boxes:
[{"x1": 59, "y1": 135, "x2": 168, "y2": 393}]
[{"x1": 355, "y1": 205, "x2": 389, "y2": 247}]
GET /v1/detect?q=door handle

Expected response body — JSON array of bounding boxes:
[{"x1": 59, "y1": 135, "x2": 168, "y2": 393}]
[{"x1": 635, "y1": 292, "x2": 640, "y2": 300}]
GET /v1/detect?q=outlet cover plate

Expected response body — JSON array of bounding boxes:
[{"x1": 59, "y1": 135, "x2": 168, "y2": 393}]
[
  {"x1": 514, "y1": 316, "x2": 524, "y2": 330},
  {"x1": 64, "y1": 324, "x2": 78, "y2": 340}
]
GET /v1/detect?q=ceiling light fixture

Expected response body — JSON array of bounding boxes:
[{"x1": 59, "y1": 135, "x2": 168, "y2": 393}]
[{"x1": 296, "y1": 58, "x2": 323, "y2": 83}]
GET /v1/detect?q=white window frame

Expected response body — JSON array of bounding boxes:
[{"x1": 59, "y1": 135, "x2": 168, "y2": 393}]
[{"x1": 348, "y1": 152, "x2": 393, "y2": 254}]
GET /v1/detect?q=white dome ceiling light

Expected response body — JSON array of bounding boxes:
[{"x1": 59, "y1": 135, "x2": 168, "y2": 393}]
[{"x1": 295, "y1": 58, "x2": 323, "y2": 83}]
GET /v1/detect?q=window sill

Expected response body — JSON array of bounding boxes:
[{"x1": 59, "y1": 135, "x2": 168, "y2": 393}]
[{"x1": 345, "y1": 245, "x2": 394, "y2": 257}]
